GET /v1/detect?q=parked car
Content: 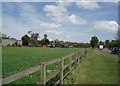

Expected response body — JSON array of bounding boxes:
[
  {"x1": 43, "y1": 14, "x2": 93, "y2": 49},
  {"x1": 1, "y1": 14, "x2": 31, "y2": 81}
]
[{"x1": 111, "y1": 47, "x2": 120, "y2": 54}]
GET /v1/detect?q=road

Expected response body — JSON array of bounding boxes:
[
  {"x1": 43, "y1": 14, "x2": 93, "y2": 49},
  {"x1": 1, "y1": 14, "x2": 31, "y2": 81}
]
[
  {"x1": 103, "y1": 48, "x2": 111, "y2": 54},
  {"x1": 102, "y1": 48, "x2": 120, "y2": 57}
]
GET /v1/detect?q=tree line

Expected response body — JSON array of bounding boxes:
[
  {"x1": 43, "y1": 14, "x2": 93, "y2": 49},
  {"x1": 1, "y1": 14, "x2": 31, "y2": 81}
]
[
  {"x1": 21, "y1": 30, "x2": 120, "y2": 49},
  {"x1": 1, "y1": 29, "x2": 120, "y2": 49},
  {"x1": 21, "y1": 31, "x2": 91, "y2": 48},
  {"x1": 90, "y1": 29, "x2": 120, "y2": 49},
  {"x1": 21, "y1": 31, "x2": 50, "y2": 47}
]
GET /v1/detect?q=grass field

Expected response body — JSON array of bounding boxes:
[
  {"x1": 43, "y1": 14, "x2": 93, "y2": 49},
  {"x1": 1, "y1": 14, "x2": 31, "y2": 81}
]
[
  {"x1": 2, "y1": 46, "x2": 81, "y2": 84},
  {"x1": 65, "y1": 49, "x2": 118, "y2": 84}
]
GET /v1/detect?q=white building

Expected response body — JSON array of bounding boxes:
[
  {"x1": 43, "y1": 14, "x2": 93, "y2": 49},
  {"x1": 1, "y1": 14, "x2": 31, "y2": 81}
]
[{"x1": 2, "y1": 39, "x2": 22, "y2": 46}]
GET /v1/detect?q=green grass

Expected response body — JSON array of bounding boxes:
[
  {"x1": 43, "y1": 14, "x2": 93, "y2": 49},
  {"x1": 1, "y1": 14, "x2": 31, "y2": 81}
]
[
  {"x1": 65, "y1": 49, "x2": 118, "y2": 84},
  {"x1": 2, "y1": 46, "x2": 81, "y2": 84}
]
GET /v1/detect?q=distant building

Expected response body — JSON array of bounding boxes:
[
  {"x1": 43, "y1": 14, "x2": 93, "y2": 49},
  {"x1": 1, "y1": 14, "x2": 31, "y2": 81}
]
[
  {"x1": 17, "y1": 40, "x2": 22, "y2": 46},
  {"x1": 48, "y1": 43, "x2": 56, "y2": 48},
  {"x1": 2, "y1": 39, "x2": 22, "y2": 46},
  {"x1": 69, "y1": 45, "x2": 73, "y2": 48}
]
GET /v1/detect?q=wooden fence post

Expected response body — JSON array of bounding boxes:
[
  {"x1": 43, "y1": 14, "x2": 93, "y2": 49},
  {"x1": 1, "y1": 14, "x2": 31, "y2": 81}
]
[
  {"x1": 60, "y1": 57, "x2": 64, "y2": 84},
  {"x1": 85, "y1": 48, "x2": 87, "y2": 56},
  {"x1": 78, "y1": 51, "x2": 81, "y2": 62},
  {"x1": 78, "y1": 51, "x2": 80, "y2": 64},
  {"x1": 69, "y1": 56, "x2": 72, "y2": 75},
  {"x1": 81, "y1": 50, "x2": 84, "y2": 60},
  {"x1": 40, "y1": 62, "x2": 46, "y2": 85},
  {"x1": 75, "y1": 52, "x2": 77, "y2": 66}
]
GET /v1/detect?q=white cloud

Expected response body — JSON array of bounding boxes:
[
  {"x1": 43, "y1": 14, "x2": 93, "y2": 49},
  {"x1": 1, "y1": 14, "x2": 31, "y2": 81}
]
[
  {"x1": 52, "y1": 14, "x2": 87, "y2": 25},
  {"x1": 46, "y1": 29, "x2": 62, "y2": 35},
  {"x1": 93, "y1": 20, "x2": 118, "y2": 33},
  {"x1": 52, "y1": 16, "x2": 66, "y2": 22},
  {"x1": 67, "y1": 34, "x2": 71, "y2": 38},
  {"x1": 68, "y1": 15, "x2": 87, "y2": 25},
  {"x1": 43, "y1": 3, "x2": 87, "y2": 25},
  {"x1": 44, "y1": 4, "x2": 67, "y2": 17},
  {"x1": 76, "y1": 1, "x2": 101, "y2": 10},
  {"x1": 40, "y1": 22, "x2": 62, "y2": 29},
  {"x1": 3, "y1": 2, "x2": 117, "y2": 43},
  {"x1": 56, "y1": 0, "x2": 72, "y2": 7},
  {"x1": 44, "y1": 4, "x2": 68, "y2": 23}
]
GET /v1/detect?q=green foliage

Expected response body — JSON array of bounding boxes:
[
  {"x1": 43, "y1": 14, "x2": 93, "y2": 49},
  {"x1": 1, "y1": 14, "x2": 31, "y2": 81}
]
[
  {"x1": 99, "y1": 41, "x2": 104, "y2": 45},
  {"x1": 41, "y1": 39, "x2": 50, "y2": 45},
  {"x1": 90, "y1": 36, "x2": 99, "y2": 48},
  {"x1": 54, "y1": 39, "x2": 60, "y2": 47},
  {"x1": 21, "y1": 34, "x2": 30, "y2": 46},
  {"x1": 105, "y1": 40, "x2": 109, "y2": 44},
  {"x1": 104, "y1": 40, "x2": 110, "y2": 48},
  {"x1": 65, "y1": 42, "x2": 90, "y2": 48},
  {"x1": 41, "y1": 34, "x2": 50, "y2": 46},
  {"x1": 44, "y1": 34, "x2": 47, "y2": 40},
  {"x1": 27, "y1": 31, "x2": 40, "y2": 47},
  {"x1": 109, "y1": 40, "x2": 120, "y2": 49},
  {"x1": 30, "y1": 33, "x2": 39, "y2": 47}
]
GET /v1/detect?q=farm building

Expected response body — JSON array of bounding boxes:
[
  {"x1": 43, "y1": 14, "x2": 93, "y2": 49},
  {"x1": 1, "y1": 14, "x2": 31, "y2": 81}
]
[{"x1": 2, "y1": 39, "x2": 22, "y2": 46}]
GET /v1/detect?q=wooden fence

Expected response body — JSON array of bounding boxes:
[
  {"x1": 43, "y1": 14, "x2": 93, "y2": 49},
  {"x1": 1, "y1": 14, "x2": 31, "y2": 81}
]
[{"x1": 2, "y1": 49, "x2": 87, "y2": 85}]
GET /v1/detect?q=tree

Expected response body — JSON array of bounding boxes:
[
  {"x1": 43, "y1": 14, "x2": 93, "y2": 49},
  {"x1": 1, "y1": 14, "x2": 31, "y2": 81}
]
[
  {"x1": 99, "y1": 41, "x2": 104, "y2": 45},
  {"x1": 41, "y1": 34, "x2": 50, "y2": 46},
  {"x1": 105, "y1": 40, "x2": 109, "y2": 45},
  {"x1": 44, "y1": 34, "x2": 47, "y2": 40},
  {"x1": 54, "y1": 39, "x2": 60, "y2": 47},
  {"x1": 109, "y1": 40, "x2": 115, "y2": 49},
  {"x1": 2, "y1": 33, "x2": 10, "y2": 39},
  {"x1": 90, "y1": 36, "x2": 99, "y2": 48},
  {"x1": 105, "y1": 39, "x2": 110, "y2": 48},
  {"x1": 28, "y1": 31, "x2": 39, "y2": 47},
  {"x1": 21, "y1": 34, "x2": 30, "y2": 46}
]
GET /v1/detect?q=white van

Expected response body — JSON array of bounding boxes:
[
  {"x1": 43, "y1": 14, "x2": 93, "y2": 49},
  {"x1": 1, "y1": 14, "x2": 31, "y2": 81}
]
[{"x1": 99, "y1": 45, "x2": 103, "y2": 50}]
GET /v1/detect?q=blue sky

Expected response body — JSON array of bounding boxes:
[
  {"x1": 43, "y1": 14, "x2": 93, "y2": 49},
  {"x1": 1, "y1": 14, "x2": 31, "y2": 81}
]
[{"x1": 2, "y1": 1, "x2": 118, "y2": 43}]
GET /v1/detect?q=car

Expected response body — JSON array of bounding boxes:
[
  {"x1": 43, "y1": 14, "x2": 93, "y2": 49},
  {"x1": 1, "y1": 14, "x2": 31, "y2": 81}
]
[{"x1": 111, "y1": 47, "x2": 120, "y2": 54}]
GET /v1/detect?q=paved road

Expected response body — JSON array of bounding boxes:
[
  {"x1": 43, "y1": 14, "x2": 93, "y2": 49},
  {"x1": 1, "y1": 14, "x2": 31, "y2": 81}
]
[
  {"x1": 103, "y1": 48, "x2": 111, "y2": 54},
  {"x1": 102, "y1": 48, "x2": 120, "y2": 57}
]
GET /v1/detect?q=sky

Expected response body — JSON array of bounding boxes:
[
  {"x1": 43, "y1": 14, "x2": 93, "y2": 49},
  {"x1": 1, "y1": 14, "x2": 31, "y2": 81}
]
[{"x1": 1, "y1": 1, "x2": 119, "y2": 43}]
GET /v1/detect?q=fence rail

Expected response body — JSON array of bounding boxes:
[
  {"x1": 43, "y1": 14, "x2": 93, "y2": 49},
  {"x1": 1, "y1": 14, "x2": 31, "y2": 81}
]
[
  {"x1": 2, "y1": 65, "x2": 41, "y2": 84},
  {"x1": 2, "y1": 49, "x2": 87, "y2": 85}
]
